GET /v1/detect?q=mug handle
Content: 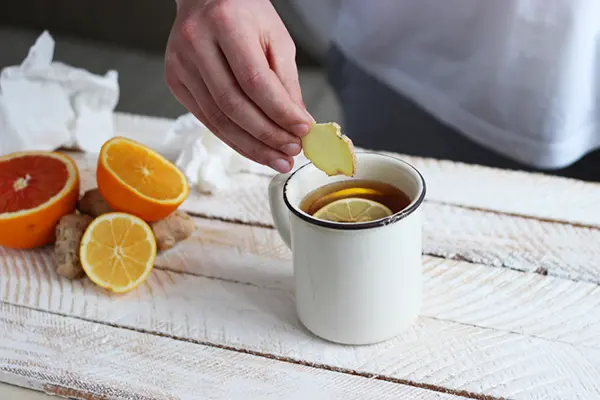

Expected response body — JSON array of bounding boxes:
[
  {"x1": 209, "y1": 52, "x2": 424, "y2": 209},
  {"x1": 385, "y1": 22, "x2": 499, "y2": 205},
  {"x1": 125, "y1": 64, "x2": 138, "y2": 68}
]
[{"x1": 268, "y1": 173, "x2": 292, "y2": 249}]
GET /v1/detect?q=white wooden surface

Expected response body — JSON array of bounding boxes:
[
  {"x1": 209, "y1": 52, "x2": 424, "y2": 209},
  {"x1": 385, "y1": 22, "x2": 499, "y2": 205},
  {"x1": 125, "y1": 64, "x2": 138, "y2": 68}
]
[{"x1": 1, "y1": 112, "x2": 600, "y2": 400}]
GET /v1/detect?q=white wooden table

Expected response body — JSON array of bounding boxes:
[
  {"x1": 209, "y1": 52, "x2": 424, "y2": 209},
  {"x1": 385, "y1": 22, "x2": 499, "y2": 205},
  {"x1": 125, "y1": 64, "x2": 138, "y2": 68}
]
[{"x1": 1, "y1": 113, "x2": 600, "y2": 400}]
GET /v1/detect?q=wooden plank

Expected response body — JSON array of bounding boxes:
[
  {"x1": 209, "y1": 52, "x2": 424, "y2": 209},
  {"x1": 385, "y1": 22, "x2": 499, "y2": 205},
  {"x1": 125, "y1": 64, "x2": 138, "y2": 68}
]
[
  {"x1": 156, "y1": 218, "x2": 600, "y2": 349},
  {"x1": 383, "y1": 151, "x2": 600, "y2": 227},
  {"x1": 71, "y1": 150, "x2": 600, "y2": 285},
  {"x1": 2, "y1": 221, "x2": 600, "y2": 399},
  {"x1": 182, "y1": 182, "x2": 600, "y2": 285},
  {"x1": 0, "y1": 385, "x2": 51, "y2": 400},
  {"x1": 0, "y1": 303, "x2": 463, "y2": 400},
  {"x1": 82, "y1": 114, "x2": 600, "y2": 229},
  {"x1": 421, "y1": 203, "x2": 600, "y2": 284},
  {"x1": 113, "y1": 111, "x2": 600, "y2": 227}
]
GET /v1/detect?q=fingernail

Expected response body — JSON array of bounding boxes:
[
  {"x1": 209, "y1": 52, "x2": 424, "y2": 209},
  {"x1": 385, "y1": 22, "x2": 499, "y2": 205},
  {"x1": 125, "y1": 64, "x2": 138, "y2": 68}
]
[
  {"x1": 281, "y1": 143, "x2": 301, "y2": 156},
  {"x1": 270, "y1": 158, "x2": 291, "y2": 173},
  {"x1": 291, "y1": 124, "x2": 310, "y2": 136}
]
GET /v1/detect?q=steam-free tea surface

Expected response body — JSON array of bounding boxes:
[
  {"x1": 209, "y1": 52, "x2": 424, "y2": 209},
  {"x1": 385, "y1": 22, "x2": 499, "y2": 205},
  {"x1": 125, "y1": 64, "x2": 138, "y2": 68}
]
[
  {"x1": 312, "y1": 197, "x2": 393, "y2": 223},
  {"x1": 299, "y1": 179, "x2": 411, "y2": 218}
]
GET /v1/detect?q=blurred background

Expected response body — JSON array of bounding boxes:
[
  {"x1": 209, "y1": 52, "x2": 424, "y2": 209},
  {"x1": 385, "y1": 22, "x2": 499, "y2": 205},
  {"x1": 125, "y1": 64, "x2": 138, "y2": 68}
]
[
  {"x1": 4, "y1": 1, "x2": 600, "y2": 182},
  {"x1": 0, "y1": 0, "x2": 341, "y2": 122}
]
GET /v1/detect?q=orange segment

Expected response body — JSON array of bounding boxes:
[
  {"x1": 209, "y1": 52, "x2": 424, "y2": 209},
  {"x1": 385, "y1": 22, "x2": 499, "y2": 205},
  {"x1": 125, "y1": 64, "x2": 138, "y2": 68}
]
[
  {"x1": 97, "y1": 137, "x2": 189, "y2": 222},
  {"x1": 0, "y1": 151, "x2": 80, "y2": 249},
  {"x1": 80, "y1": 212, "x2": 157, "y2": 293}
]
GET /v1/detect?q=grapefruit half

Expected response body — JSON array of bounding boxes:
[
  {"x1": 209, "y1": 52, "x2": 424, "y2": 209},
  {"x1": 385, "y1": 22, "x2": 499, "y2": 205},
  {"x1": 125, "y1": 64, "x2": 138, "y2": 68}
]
[{"x1": 0, "y1": 151, "x2": 80, "y2": 249}]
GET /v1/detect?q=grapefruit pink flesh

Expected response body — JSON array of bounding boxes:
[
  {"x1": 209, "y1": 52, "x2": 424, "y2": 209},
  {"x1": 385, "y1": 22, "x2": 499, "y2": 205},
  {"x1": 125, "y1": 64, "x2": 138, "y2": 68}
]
[
  {"x1": 0, "y1": 155, "x2": 69, "y2": 213},
  {"x1": 0, "y1": 151, "x2": 79, "y2": 249}
]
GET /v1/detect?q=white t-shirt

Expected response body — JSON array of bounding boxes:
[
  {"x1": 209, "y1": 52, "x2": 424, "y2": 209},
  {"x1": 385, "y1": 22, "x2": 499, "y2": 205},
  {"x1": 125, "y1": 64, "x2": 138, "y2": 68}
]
[{"x1": 292, "y1": 0, "x2": 600, "y2": 169}]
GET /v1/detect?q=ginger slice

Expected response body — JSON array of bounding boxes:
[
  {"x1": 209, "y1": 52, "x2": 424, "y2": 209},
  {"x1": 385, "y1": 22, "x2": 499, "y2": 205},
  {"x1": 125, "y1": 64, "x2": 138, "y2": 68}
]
[{"x1": 301, "y1": 122, "x2": 356, "y2": 177}]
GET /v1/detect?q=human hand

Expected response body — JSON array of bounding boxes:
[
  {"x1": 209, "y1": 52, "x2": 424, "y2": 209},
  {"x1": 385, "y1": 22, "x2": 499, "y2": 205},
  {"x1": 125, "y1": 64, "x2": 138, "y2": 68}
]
[{"x1": 165, "y1": 0, "x2": 314, "y2": 173}]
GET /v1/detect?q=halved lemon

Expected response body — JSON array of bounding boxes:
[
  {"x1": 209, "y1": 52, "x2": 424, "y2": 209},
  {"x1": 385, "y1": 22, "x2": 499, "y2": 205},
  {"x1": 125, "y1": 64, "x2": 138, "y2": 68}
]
[
  {"x1": 313, "y1": 197, "x2": 393, "y2": 223},
  {"x1": 80, "y1": 212, "x2": 157, "y2": 293}
]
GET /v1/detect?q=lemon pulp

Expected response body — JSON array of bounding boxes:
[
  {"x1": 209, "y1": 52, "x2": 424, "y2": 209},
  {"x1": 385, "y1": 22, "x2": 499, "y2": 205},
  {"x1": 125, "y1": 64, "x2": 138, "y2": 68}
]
[{"x1": 312, "y1": 197, "x2": 393, "y2": 223}]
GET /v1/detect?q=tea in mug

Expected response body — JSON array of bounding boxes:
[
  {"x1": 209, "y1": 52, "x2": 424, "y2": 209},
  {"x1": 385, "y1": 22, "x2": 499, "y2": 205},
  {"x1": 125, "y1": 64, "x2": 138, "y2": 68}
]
[{"x1": 299, "y1": 179, "x2": 411, "y2": 222}]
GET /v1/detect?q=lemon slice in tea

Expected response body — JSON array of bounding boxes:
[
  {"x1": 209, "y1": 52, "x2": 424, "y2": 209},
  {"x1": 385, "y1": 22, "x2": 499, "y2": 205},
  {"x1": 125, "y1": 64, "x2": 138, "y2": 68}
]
[{"x1": 313, "y1": 197, "x2": 393, "y2": 223}]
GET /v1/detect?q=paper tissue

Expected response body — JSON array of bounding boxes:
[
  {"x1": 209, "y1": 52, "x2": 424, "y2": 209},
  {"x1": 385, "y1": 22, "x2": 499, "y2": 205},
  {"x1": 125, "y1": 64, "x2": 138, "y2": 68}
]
[
  {"x1": 0, "y1": 31, "x2": 119, "y2": 156},
  {"x1": 168, "y1": 113, "x2": 308, "y2": 194},
  {"x1": 0, "y1": 30, "x2": 308, "y2": 195}
]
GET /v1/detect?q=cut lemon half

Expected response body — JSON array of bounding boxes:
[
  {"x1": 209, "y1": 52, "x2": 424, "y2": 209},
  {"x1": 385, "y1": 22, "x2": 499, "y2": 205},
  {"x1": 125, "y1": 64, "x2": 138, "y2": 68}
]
[
  {"x1": 80, "y1": 212, "x2": 157, "y2": 293},
  {"x1": 313, "y1": 197, "x2": 393, "y2": 223}
]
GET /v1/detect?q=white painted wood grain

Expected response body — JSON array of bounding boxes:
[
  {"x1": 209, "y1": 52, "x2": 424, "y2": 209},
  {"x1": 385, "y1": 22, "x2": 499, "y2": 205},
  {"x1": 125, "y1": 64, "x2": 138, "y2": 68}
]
[
  {"x1": 114, "y1": 112, "x2": 600, "y2": 226},
  {"x1": 383, "y1": 151, "x2": 600, "y2": 227},
  {"x1": 155, "y1": 218, "x2": 600, "y2": 349},
  {"x1": 0, "y1": 303, "x2": 463, "y2": 400},
  {"x1": 70, "y1": 150, "x2": 600, "y2": 285},
  {"x1": 184, "y1": 181, "x2": 600, "y2": 284},
  {"x1": 43, "y1": 114, "x2": 600, "y2": 400},
  {"x1": 83, "y1": 115, "x2": 600, "y2": 229},
  {"x1": 0, "y1": 384, "x2": 52, "y2": 400},
  {"x1": 421, "y1": 203, "x2": 600, "y2": 284},
  {"x1": 2, "y1": 228, "x2": 600, "y2": 399},
  {"x1": 178, "y1": 176, "x2": 600, "y2": 285}
]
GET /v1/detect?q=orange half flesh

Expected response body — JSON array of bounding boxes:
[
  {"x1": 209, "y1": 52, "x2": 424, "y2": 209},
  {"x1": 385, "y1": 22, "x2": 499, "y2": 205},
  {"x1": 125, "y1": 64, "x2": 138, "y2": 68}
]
[{"x1": 97, "y1": 137, "x2": 189, "y2": 222}]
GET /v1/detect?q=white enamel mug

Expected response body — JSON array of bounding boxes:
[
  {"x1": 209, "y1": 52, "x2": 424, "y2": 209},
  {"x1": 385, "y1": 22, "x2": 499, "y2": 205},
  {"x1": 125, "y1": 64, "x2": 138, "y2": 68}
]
[{"x1": 268, "y1": 152, "x2": 426, "y2": 345}]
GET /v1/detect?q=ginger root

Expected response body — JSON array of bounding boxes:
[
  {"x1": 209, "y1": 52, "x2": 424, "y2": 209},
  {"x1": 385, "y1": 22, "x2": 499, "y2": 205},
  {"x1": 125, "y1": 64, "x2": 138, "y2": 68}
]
[
  {"x1": 77, "y1": 188, "x2": 113, "y2": 218},
  {"x1": 54, "y1": 213, "x2": 93, "y2": 279},
  {"x1": 150, "y1": 210, "x2": 196, "y2": 251},
  {"x1": 77, "y1": 189, "x2": 196, "y2": 251},
  {"x1": 55, "y1": 191, "x2": 195, "y2": 279}
]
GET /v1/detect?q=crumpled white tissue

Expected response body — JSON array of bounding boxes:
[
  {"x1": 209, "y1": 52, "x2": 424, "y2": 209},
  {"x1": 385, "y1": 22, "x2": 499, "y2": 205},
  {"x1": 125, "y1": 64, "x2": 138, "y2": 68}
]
[
  {"x1": 0, "y1": 31, "x2": 119, "y2": 156},
  {"x1": 169, "y1": 113, "x2": 308, "y2": 194}
]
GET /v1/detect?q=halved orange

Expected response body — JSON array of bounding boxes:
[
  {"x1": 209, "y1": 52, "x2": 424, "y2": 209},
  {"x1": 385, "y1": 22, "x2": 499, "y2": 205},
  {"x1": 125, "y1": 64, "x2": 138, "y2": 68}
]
[
  {"x1": 0, "y1": 151, "x2": 80, "y2": 249},
  {"x1": 80, "y1": 212, "x2": 157, "y2": 293},
  {"x1": 97, "y1": 137, "x2": 189, "y2": 222}
]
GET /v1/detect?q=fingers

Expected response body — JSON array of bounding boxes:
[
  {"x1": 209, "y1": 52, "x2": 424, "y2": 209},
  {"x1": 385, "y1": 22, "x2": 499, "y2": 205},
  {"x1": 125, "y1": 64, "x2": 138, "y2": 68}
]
[
  {"x1": 165, "y1": 75, "x2": 261, "y2": 165},
  {"x1": 187, "y1": 40, "x2": 303, "y2": 157},
  {"x1": 170, "y1": 54, "x2": 294, "y2": 173},
  {"x1": 165, "y1": 66, "x2": 205, "y2": 124},
  {"x1": 209, "y1": 26, "x2": 313, "y2": 136},
  {"x1": 267, "y1": 34, "x2": 308, "y2": 113},
  {"x1": 165, "y1": 0, "x2": 309, "y2": 174}
]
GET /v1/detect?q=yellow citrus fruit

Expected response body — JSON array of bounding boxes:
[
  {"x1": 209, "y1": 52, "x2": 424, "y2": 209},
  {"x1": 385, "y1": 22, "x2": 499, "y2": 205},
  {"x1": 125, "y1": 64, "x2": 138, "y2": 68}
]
[
  {"x1": 97, "y1": 136, "x2": 189, "y2": 222},
  {"x1": 80, "y1": 212, "x2": 157, "y2": 293},
  {"x1": 313, "y1": 197, "x2": 393, "y2": 223}
]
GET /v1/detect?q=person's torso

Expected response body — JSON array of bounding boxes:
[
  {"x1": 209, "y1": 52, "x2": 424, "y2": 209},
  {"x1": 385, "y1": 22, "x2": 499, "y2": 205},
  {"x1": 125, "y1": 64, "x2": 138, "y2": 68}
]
[{"x1": 294, "y1": 0, "x2": 600, "y2": 168}]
